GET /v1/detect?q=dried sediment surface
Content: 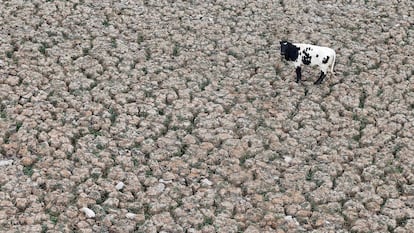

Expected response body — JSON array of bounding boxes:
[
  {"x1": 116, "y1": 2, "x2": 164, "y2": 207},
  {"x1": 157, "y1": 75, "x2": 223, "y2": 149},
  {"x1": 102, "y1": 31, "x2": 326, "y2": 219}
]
[{"x1": 0, "y1": 0, "x2": 413, "y2": 232}]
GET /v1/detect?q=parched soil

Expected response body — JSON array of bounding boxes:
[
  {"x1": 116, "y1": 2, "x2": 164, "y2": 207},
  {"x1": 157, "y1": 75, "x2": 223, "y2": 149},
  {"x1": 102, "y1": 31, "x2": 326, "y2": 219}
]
[{"x1": 0, "y1": 0, "x2": 413, "y2": 232}]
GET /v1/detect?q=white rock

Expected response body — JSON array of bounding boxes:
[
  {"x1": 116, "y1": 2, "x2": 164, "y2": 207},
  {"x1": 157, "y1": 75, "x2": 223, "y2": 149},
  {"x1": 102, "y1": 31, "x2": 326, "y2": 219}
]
[
  {"x1": 284, "y1": 215, "x2": 299, "y2": 225},
  {"x1": 80, "y1": 207, "x2": 95, "y2": 218},
  {"x1": 115, "y1": 181, "x2": 125, "y2": 190},
  {"x1": 201, "y1": 178, "x2": 213, "y2": 186},
  {"x1": 147, "y1": 183, "x2": 165, "y2": 196},
  {"x1": 159, "y1": 179, "x2": 172, "y2": 184},
  {"x1": 0, "y1": 160, "x2": 13, "y2": 166},
  {"x1": 284, "y1": 156, "x2": 293, "y2": 163},
  {"x1": 126, "y1": 213, "x2": 136, "y2": 219}
]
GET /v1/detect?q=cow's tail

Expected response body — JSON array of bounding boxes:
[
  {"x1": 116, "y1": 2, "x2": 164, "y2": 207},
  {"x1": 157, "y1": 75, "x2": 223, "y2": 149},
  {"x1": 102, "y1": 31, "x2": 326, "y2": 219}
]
[{"x1": 330, "y1": 50, "x2": 336, "y2": 74}]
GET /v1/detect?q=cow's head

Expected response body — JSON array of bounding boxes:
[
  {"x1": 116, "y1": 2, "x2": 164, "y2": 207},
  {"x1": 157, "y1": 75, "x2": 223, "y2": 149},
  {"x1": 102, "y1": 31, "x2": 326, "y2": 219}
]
[{"x1": 280, "y1": 41, "x2": 299, "y2": 61}]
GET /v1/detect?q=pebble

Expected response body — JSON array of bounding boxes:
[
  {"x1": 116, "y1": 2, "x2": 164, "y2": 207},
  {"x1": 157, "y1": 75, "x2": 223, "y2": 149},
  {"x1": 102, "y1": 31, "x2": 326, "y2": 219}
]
[
  {"x1": 21, "y1": 157, "x2": 34, "y2": 166},
  {"x1": 80, "y1": 207, "x2": 95, "y2": 218},
  {"x1": 125, "y1": 213, "x2": 136, "y2": 219},
  {"x1": 201, "y1": 178, "x2": 213, "y2": 186},
  {"x1": 0, "y1": 160, "x2": 13, "y2": 166},
  {"x1": 115, "y1": 181, "x2": 125, "y2": 190}
]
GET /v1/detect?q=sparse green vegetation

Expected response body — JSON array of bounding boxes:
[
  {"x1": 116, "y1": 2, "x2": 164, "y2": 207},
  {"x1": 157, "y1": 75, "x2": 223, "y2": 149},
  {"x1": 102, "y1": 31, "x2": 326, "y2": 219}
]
[
  {"x1": 23, "y1": 165, "x2": 34, "y2": 177},
  {"x1": 38, "y1": 42, "x2": 48, "y2": 56},
  {"x1": 172, "y1": 43, "x2": 180, "y2": 57},
  {"x1": 0, "y1": 1, "x2": 413, "y2": 232},
  {"x1": 306, "y1": 168, "x2": 315, "y2": 181},
  {"x1": 145, "y1": 48, "x2": 151, "y2": 60},
  {"x1": 109, "y1": 108, "x2": 118, "y2": 125},
  {"x1": 102, "y1": 19, "x2": 110, "y2": 27},
  {"x1": 359, "y1": 89, "x2": 367, "y2": 108},
  {"x1": 111, "y1": 38, "x2": 117, "y2": 48},
  {"x1": 137, "y1": 33, "x2": 144, "y2": 44}
]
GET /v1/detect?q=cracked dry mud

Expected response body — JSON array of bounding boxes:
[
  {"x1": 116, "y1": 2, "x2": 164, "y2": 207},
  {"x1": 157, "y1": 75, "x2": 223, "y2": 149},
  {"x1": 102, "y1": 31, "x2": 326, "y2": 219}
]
[{"x1": 0, "y1": 0, "x2": 413, "y2": 232}]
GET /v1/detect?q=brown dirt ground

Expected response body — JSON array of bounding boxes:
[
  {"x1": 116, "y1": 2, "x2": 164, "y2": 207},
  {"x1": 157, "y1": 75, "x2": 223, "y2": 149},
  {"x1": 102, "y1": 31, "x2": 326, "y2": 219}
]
[{"x1": 0, "y1": 0, "x2": 413, "y2": 232}]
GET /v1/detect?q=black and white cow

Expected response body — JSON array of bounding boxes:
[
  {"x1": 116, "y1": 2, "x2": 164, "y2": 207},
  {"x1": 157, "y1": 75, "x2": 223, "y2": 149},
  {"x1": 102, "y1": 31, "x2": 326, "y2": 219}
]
[{"x1": 280, "y1": 41, "x2": 336, "y2": 85}]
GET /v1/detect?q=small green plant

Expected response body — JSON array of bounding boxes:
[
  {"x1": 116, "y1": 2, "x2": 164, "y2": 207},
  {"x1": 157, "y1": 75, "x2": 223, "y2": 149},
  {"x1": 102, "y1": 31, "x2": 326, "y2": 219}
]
[
  {"x1": 96, "y1": 143, "x2": 105, "y2": 150},
  {"x1": 402, "y1": 57, "x2": 408, "y2": 65},
  {"x1": 359, "y1": 89, "x2": 367, "y2": 108},
  {"x1": 227, "y1": 49, "x2": 239, "y2": 59},
  {"x1": 239, "y1": 153, "x2": 254, "y2": 166},
  {"x1": 172, "y1": 43, "x2": 180, "y2": 57},
  {"x1": 102, "y1": 19, "x2": 110, "y2": 27},
  {"x1": 144, "y1": 90, "x2": 154, "y2": 98},
  {"x1": 23, "y1": 165, "x2": 34, "y2": 177},
  {"x1": 1, "y1": 104, "x2": 6, "y2": 119},
  {"x1": 306, "y1": 168, "x2": 314, "y2": 181},
  {"x1": 343, "y1": 71, "x2": 350, "y2": 77},
  {"x1": 111, "y1": 38, "x2": 117, "y2": 48},
  {"x1": 88, "y1": 81, "x2": 97, "y2": 90},
  {"x1": 41, "y1": 224, "x2": 48, "y2": 233},
  {"x1": 173, "y1": 144, "x2": 187, "y2": 157},
  {"x1": 163, "y1": 114, "x2": 172, "y2": 128},
  {"x1": 247, "y1": 96, "x2": 256, "y2": 103},
  {"x1": 396, "y1": 216, "x2": 408, "y2": 227},
  {"x1": 137, "y1": 33, "x2": 144, "y2": 44},
  {"x1": 354, "y1": 66, "x2": 362, "y2": 75},
  {"x1": 109, "y1": 108, "x2": 118, "y2": 125},
  {"x1": 199, "y1": 79, "x2": 210, "y2": 91},
  {"x1": 352, "y1": 133, "x2": 362, "y2": 143},
  {"x1": 368, "y1": 61, "x2": 381, "y2": 70},
  {"x1": 91, "y1": 172, "x2": 100, "y2": 180},
  {"x1": 96, "y1": 191, "x2": 109, "y2": 205},
  {"x1": 198, "y1": 217, "x2": 213, "y2": 229},
  {"x1": 82, "y1": 47, "x2": 90, "y2": 56},
  {"x1": 6, "y1": 51, "x2": 13, "y2": 58},
  {"x1": 138, "y1": 111, "x2": 149, "y2": 118},
  {"x1": 376, "y1": 88, "x2": 383, "y2": 97},
  {"x1": 132, "y1": 157, "x2": 139, "y2": 167},
  {"x1": 392, "y1": 144, "x2": 402, "y2": 156},
  {"x1": 88, "y1": 127, "x2": 102, "y2": 137},
  {"x1": 50, "y1": 215, "x2": 58, "y2": 224},
  {"x1": 145, "y1": 170, "x2": 153, "y2": 177},
  {"x1": 38, "y1": 42, "x2": 48, "y2": 56},
  {"x1": 145, "y1": 48, "x2": 151, "y2": 60}
]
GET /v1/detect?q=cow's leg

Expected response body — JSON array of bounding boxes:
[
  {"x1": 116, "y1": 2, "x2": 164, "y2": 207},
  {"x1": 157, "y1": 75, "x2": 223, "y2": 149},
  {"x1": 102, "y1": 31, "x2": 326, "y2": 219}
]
[
  {"x1": 295, "y1": 66, "x2": 302, "y2": 83},
  {"x1": 314, "y1": 71, "x2": 326, "y2": 85}
]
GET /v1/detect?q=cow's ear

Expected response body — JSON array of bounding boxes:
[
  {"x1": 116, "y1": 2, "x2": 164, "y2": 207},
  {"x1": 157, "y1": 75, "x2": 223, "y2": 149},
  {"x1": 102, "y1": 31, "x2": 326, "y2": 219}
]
[{"x1": 286, "y1": 45, "x2": 299, "y2": 61}]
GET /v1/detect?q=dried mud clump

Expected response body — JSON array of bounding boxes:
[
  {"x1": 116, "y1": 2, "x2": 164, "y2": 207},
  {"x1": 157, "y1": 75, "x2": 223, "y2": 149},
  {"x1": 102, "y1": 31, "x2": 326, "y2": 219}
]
[{"x1": 0, "y1": 0, "x2": 413, "y2": 232}]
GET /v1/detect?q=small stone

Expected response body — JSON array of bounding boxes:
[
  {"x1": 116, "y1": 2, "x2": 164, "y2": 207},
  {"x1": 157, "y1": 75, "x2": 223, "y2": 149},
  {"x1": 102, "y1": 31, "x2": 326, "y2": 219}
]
[
  {"x1": 60, "y1": 169, "x2": 72, "y2": 178},
  {"x1": 126, "y1": 213, "x2": 136, "y2": 219},
  {"x1": 284, "y1": 156, "x2": 293, "y2": 163},
  {"x1": 80, "y1": 207, "x2": 95, "y2": 218},
  {"x1": 201, "y1": 178, "x2": 213, "y2": 186},
  {"x1": 21, "y1": 157, "x2": 35, "y2": 166},
  {"x1": 135, "y1": 214, "x2": 145, "y2": 223},
  {"x1": 162, "y1": 172, "x2": 176, "y2": 181},
  {"x1": 103, "y1": 197, "x2": 119, "y2": 208},
  {"x1": 284, "y1": 215, "x2": 299, "y2": 225},
  {"x1": 115, "y1": 181, "x2": 125, "y2": 190},
  {"x1": 15, "y1": 198, "x2": 28, "y2": 210},
  {"x1": 147, "y1": 183, "x2": 165, "y2": 196},
  {"x1": 159, "y1": 179, "x2": 173, "y2": 184},
  {"x1": 103, "y1": 214, "x2": 114, "y2": 227},
  {"x1": 0, "y1": 160, "x2": 13, "y2": 166}
]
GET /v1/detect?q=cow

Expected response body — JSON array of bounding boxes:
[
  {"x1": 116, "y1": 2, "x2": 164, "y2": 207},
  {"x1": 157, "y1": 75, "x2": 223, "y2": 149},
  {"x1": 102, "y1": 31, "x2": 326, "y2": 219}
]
[{"x1": 280, "y1": 41, "x2": 336, "y2": 84}]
